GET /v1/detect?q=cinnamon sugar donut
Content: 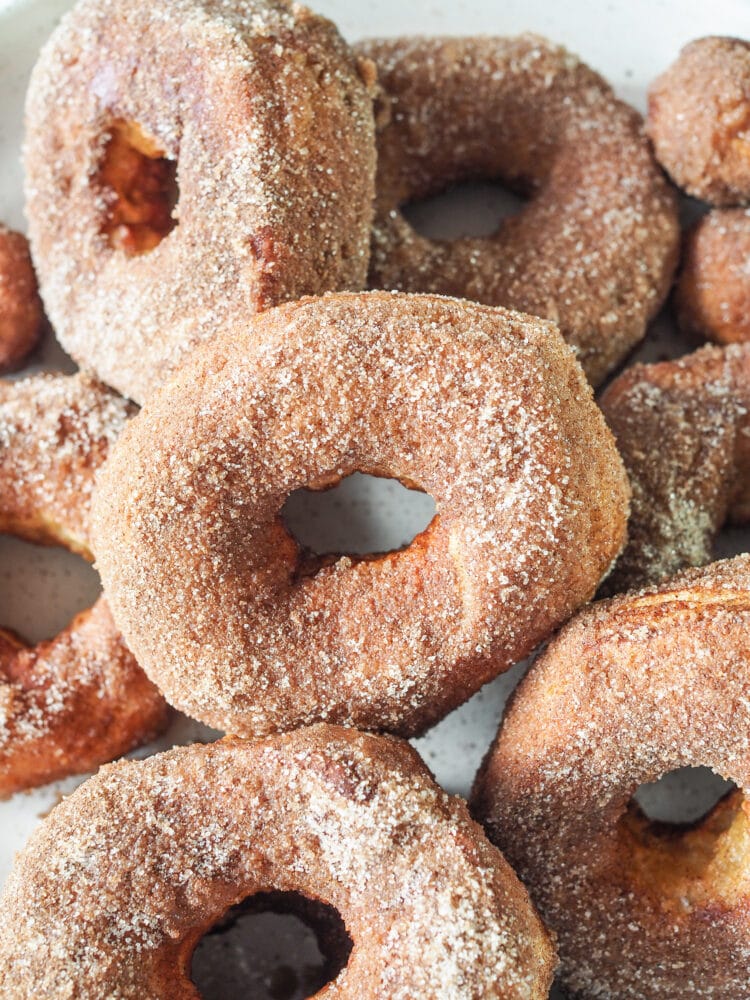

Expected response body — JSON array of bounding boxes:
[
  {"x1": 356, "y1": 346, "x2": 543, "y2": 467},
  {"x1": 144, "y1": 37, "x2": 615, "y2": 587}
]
[
  {"x1": 0, "y1": 225, "x2": 43, "y2": 372},
  {"x1": 24, "y1": 0, "x2": 377, "y2": 404},
  {"x1": 357, "y1": 35, "x2": 680, "y2": 386},
  {"x1": 599, "y1": 342, "x2": 750, "y2": 593},
  {"x1": 677, "y1": 208, "x2": 750, "y2": 344},
  {"x1": 0, "y1": 373, "x2": 167, "y2": 797},
  {"x1": 93, "y1": 291, "x2": 629, "y2": 738},
  {"x1": 473, "y1": 555, "x2": 750, "y2": 999},
  {"x1": 0, "y1": 725, "x2": 556, "y2": 999},
  {"x1": 648, "y1": 37, "x2": 750, "y2": 206}
]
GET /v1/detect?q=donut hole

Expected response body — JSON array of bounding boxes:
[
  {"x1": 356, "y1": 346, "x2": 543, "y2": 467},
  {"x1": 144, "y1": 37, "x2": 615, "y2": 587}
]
[
  {"x1": 281, "y1": 471, "x2": 436, "y2": 565},
  {"x1": 98, "y1": 119, "x2": 178, "y2": 255},
  {"x1": 632, "y1": 766, "x2": 737, "y2": 827},
  {"x1": 402, "y1": 179, "x2": 525, "y2": 240},
  {"x1": 191, "y1": 891, "x2": 352, "y2": 1000},
  {"x1": 0, "y1": 535, "x2": 100, "y2": 644}
]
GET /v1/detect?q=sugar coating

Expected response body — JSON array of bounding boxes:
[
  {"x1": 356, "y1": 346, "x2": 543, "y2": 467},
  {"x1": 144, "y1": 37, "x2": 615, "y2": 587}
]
[
  {"x1": 24, "y1": 0, "x2": 377, "y2": 403},
  {"x1": 677, "y1": 207, "x2": 750, "y2": 345},
  {"x1": 357, "y1": 34, "x2": 679, "y2": 387},
  {"x1": 93, "y1": 291, "x2": 630, "y2": 738},
  {"x1": 599, "y1": 342, "x2": 750, "y2": 593},
  {"x1": 0, "y1": 373, "x2": 167, "y2": 797},
  {"x1": 648, "y1": 36, "x2": 750, "y2": 206},
  {"x1": 0, "y1": 726, "x2": 556, "y2": 998},
  {"x1": 473, "y1": 554, "x2": 750, "y2": 998}
]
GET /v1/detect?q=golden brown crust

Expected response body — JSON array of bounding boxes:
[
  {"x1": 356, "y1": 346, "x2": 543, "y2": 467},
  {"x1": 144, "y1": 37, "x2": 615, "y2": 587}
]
[
  {"x1": 598, "y1": 343, "x2": 750, "y2": 593},
  {"x1": 472, "y1": 555, "x2": 750, "y2": 999},
  {"x1": 0, "y1": 373, "x2": 168, "y2": 797},
  {"x1": 0, "y1": 225, "x2": 42, "y2": 373},
  {"x1": 677, "y1": 208, "x2": 750, "y2": 344},
  {"x1": 93, "y1": 291, "x2": 629, "y2": 737},
  {"x1": 0, "y1": 725, "x2": 556, "y2": 999},
  {"x1": 24, "y1": 0, "x2": 377, "y2": 403},
  {"x1": 648, "y1": 36, "x2": 750, "y2": 206},
  {"x1": 357, "y1": 35, "x2": 679, "y2": 386}
]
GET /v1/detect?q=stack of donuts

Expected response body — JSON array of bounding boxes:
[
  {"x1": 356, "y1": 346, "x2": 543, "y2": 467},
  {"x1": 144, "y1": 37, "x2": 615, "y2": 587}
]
[{"x1": 0, "y1": 0, "x2": 748, "y2": 994}]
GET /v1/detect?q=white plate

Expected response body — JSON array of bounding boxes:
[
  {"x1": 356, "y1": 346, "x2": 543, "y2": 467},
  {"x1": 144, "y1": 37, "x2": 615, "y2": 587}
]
[{"x1": 1, "y1": 0, "x2": 749, "y2": 996}]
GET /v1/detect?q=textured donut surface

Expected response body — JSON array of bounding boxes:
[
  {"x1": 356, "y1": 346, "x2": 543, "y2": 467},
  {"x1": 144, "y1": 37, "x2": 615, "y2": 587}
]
[
  {"x1": 677, "y1": 207, "x2": 750, "y2": 344},
  {"x1": 93, "y1": 291, "x2": 629, "y2": 737},
  {"x1": 473, "y1": 555, "x2": 750, "y2": 999},
  {"x1": 0, "y1": 373, "x2": 167, "y2": 797},
  {"x1": 0, "y1": 225, "x2": 42, "y2": 372},
  {"x1": 0, "y1": 725, "x2": 556, "y2": 999},
  {"x1": 599, "y1": 342, "x2": 750, "y2": 593},
  {"x1": 24, "y1": 0, "x2": 377, "y2": 403},
  {"x1": 648, "y1": 36, "x2": 750, "y2": 205},
  {"x1": 357, "y1": 34, "x2": 679, "y2": 386}
]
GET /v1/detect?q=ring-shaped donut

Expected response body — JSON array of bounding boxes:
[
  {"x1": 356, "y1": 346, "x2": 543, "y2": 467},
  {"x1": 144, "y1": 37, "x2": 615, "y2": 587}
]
[
  {"x1": 93, "y1": 291, "x2": 629, "y2": 737},
  {"x1": 0, "y1": 373, "x2": 168, "y2": 797},
  {"x1": 357, "y1": 34, "x2": 679, "y2": 386},
  {"x1": 599, "y1": 342, "x2": 750, "y2": 593},
  {"x1": 473, "y1": 555, "x2": 750, "y2": 999},
  {"x1": 24, "y1": 0, "x2": 377, "y2": 403},
  {"x1": 0, "y1": 725, "x2": 556, "y2": 998}
]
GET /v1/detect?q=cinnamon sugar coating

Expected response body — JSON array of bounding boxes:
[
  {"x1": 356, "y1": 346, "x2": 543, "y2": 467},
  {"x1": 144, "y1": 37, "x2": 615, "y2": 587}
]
[
  {"x1": 93, "y1": 291, "x2": 629, "y2": 738},
  {"x1": 677, "y1": 208, "x2": 750, "y2": 344},
  {"x1": 0, "y1": 726, "x2": 557, "y2": 999},
  {"x1": 599, "y1": 343, "x2": 750, "y2": 593},
  {"x1": 0, "y1": 225, "x2": 42, "y2": 373},
  {"x1": 24, "y1": 0, "x2": 377, "y2": 403},
  {"x1": 473, "y1": 555, "x2": 750, "y2": 999},
  {"x1": 0, "y1": 373, "x2": 167, "y2": 797},
  {"x1": 357, "y1": 35, "x2": 679, "y2": 386},
  {"x1": 648, "y1": 36, "x2": 750, "y2": 206}
]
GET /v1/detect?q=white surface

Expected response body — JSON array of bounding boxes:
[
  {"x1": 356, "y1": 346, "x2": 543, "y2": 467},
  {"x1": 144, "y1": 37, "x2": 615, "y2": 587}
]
[{"x1": 1, "y1": 0, "x2": 749, "y2": 996}]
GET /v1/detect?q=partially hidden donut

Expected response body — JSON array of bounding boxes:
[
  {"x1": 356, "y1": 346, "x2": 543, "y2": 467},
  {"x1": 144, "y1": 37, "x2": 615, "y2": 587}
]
[
  {"x1": 648, "y1": 37, "x2": 750, "y2": 206},
  {"x1": 472, "y1": 554, "x2": 750, "y2": 999},
  {"x1": 0, "y1": 373, "x2": 168, "y2": 797},
  {"x1": 356, "y1": 35, "x2": 680, "y2": 386},
  {"x1": 598, "y1": 342, "x2": 750, "y2": 594},
  {"x1": 93, "y1": 291, "x2": 630, "y2": 737},
  {"x1": 676, "y1": 208, "x2": 750, "y2": 344},
  {"x1": 0, "y1": 725, "x2": 557, "y2": 998},
  {"x1": 24, "y1": 0, "x2": 377, "y2": 404},
  {"x1": 0, "y1": 225, "x2": 43, "y2": 373}
]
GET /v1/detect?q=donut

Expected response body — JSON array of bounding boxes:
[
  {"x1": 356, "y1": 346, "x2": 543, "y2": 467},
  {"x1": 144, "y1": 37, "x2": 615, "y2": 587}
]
[
  {"x1": 93, "y1": 291, "x2": 630, "y2": 738},
  {"x1": 676, "y1": 208, "x2": 750, "y2": 344},
  {"x1": 0, "y1": 373, "x2": 168, "y2": 797},
  {"x1": 356, "y1": 35, "x2": 680, "y2": 386},
  {"x1": 598, "y1": 342, "x2": 750, "y2": 594},
  {"x1": 0, "y1": 225, "x2": 43, "y2": 372},
  {"x1": 0, "y1": 724, "x2": 556, "y2": 998},
  {"x1": 648, "y1": 37, "x2": 750, "y2": 206},
  {"x1": 24, "y1": 0, "x2": 377, "y2": 404},
  {"x1": 472, "y1": 554, "x2": 750, "y2": 999}
]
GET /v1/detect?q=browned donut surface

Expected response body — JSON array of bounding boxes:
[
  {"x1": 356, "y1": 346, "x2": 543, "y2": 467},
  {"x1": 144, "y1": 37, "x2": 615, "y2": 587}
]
[
  {"x1": 0, "y1": 225, "x2": 42, "y2": 373},
  {"x1": 472, "y1": 555, "x2": 750, "y2": 999},
  {"x1": 648, "y1": 36, "x2": 750, "y2": 205},
  {"x1": 599, "y1": 342, "x2": 750, "y2": 593},
  {"x1": 0, "y1": 725, "x2": 556, "y2": 998},
  {"x1": 24, "y1": 0, "x2": 377, "y2": 403},
  {"x1": 357, "y1": 35, "x2": 679, "y2": 386},
  {"x1": 93, "y1": 291, "x2": 629, "y2": 738},
  {"x1": 677, "y1": 207, "x2": 750, "y2": 344},
  {"x1": 0, "y1": 373, "x2": 168, "y2": 797}
]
